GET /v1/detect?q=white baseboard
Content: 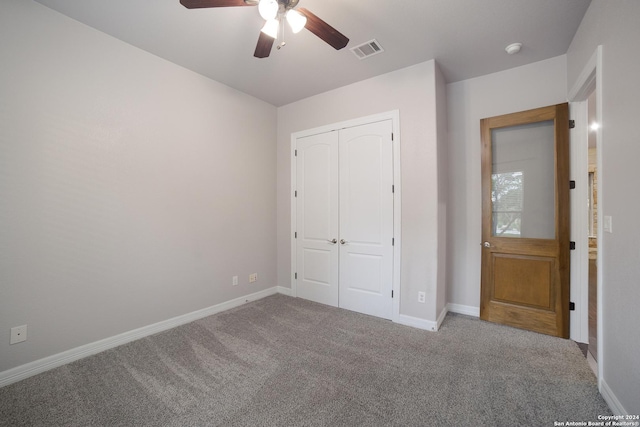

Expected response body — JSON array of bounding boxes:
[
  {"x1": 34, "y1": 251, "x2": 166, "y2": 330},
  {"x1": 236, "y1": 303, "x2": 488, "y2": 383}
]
[
  {"x1": 446, "y1": 302, "x2": 480, "y2": 317},
  {"x1": 600, "y1": 377, "x2": 629, "y2": 415},
  {"x1": 586, "y1": 351, "x2": 598, "y2": 377},
  {"x1": 276, "y1": 286, "x2": 293, "y2": 296},
  {"x1": 436, "y1": 306, "x2": 448, "y2": 330},
  {"x1": 395, "y1": 314, "x2": 439, "y2": 332},
  {"x1": 0, "y1": 286, "x2": 285, "y2": 389}
]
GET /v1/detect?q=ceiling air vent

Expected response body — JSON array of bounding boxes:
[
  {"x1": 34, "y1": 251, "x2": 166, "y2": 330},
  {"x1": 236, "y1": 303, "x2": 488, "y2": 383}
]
[{"x1": 350, "y1": 39, "x2": 384, "y2": 60}]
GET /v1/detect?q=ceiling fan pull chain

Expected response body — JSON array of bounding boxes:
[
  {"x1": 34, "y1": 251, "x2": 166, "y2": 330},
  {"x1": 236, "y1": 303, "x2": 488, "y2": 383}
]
[{"x1": 277, "y1": 15, "x2": 286, "y2": 50}]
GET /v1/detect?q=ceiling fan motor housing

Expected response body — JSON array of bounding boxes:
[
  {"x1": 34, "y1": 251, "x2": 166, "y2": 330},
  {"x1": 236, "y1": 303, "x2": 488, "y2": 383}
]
[
  {"x1": 245, "y1": 0, "x2": 299, "y2": 11},
  {"x1": 280, "y1": 0, "x2": 300, "y2": 9}
]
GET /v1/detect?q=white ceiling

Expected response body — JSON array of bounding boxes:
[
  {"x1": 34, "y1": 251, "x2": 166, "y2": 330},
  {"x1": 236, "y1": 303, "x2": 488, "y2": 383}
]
[{"x1": 34, "y1": 0, "x2": 591, "y2": 107}]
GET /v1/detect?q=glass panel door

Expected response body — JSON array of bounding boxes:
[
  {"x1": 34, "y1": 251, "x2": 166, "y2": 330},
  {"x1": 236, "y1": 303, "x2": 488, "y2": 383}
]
[
  {"x1": 481, "y1": 103, "x2": 570, "y2": 338},
  {"x1": 491, "y1": 120, "x2": 555, "y2": 239}
]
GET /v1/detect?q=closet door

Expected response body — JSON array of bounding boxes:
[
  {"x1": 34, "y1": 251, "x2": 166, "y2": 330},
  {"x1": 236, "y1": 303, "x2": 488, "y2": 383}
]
[
  {"x1": 295, "y1": 131, "x2": 339, "y2": 306},
  {"x1": 338, "y1": 120, "x2": 394, "y2": 319}
]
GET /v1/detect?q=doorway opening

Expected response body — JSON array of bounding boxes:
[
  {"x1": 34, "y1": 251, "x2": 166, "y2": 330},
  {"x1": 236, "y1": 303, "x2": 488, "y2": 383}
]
[
  {"x1": 567, "y1": 45, "x2": 603, "y2": 385},
  {"x1": 586, "y1": 89, "x2": 598, "y2": 373}
]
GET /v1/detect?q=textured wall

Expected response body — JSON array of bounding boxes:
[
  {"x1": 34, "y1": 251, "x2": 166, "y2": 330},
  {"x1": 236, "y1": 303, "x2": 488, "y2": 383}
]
[
  {"x1": 445, "y1": 56, "x2": 568, "y2": 310},
  {"x1": 567, "y1": 0, "x2": 640, "y2": 414},
  {"x1": 277, "y1": 61, "x2": 445, "y2": 323},
  {"x1": 0, "y1": 0, "x2": 277, "y2": 372}
]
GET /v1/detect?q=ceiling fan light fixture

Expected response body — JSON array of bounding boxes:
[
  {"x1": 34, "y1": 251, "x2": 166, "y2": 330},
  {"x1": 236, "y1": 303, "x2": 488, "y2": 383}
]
[
  {"x1": 261, "y1": 18, "x2": 279, "y2": 39},
  {"x1": 286, "y1": 9, "x2": 307, "y2": 34},
  {"x1": 258, "y1": 0, "x2": 278, "y2": 21}
]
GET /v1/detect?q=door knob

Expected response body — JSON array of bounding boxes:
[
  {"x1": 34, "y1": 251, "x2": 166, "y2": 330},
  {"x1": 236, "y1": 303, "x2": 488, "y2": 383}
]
[
  {"x1": 327, "y1": 239, "x2": 337, "y2": 244},
  {"x1": 483, "y1": 241, "x2": 491, "y2": 248},
  {"x1": 340, "y1": 239, "x2": 349, "y2": 245}
]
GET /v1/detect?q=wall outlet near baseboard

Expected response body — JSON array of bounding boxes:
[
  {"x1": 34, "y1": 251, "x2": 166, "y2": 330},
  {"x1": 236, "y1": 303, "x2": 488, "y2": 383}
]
[
  {"x1": 418, "y1": 292, "x2": 426, "y2": 304},
  {"x1": 10, "y1": 325, "x2": 27, "y2": 344},
  {"x1": 232, "y1": 276, "x2": 238, "y2": 286},
  {"x1": 249, "y1": 273, "x2": 257, "y2": 283}
]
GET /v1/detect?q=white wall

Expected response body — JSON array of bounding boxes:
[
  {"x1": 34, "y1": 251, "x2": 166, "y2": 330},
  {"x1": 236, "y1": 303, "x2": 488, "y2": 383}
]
[
  {"x1": 277, "y1": 60, "x2": 445, "y2": 322},
  {"x1": 566, "y1": 0, "x2": 640, "y2": 414},
  {"x1": 446, "y1": 56, "x2": 568, "y2": 311},
  {"x1": 0, "y1": 0, "x2": 277, "y2": 373},
  {"x1": 435, "y1": 64, "x2": 448, "y2": 318}
]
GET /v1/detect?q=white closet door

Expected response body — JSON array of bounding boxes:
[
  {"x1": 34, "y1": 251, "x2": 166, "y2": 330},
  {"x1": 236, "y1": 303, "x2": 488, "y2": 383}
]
[
  {"x1": 338, "y1": 120, "x2": 394, "y2": 319},
  {"x1": 295, "y1": 131, "x2": 339, "y2": 307}
]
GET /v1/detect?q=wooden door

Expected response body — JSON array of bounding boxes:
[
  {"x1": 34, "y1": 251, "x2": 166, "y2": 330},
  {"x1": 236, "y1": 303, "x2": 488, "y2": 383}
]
[
  {"x1": 480, "y1": 103, "x2": 570, "y2": 338},
  {"x1": 338, "y1": 120, "x2": 394, "y2": 320},
  {"x1": 295, "y1": 131, "x2": 339, "y2": 307}
]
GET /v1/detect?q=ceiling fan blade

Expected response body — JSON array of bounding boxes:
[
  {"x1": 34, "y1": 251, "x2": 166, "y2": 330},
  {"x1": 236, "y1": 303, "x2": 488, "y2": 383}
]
[
  {"x1": 297, "y1": 8, "x2": 349, "y2": 50},
  {"x1": 254, "y1": 31, "x2": 275, "y2": 58},
  {"x1": 179, "y1": 0, "x2": 255, "y2": 9}
]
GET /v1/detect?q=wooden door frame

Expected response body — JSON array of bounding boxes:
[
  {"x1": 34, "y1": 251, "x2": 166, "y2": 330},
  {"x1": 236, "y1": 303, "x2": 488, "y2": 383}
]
[
  {"x1": 480, "y1": 103, "x2": 571, "y2": 338},
  {"x1": 290, "y1": 110, "x2": 401, "y2": 322}
]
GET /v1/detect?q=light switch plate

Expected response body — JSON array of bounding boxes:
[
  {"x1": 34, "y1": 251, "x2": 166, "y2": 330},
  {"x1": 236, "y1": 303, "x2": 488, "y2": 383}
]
[{"x1": 604, "y1": 215, "x2": 613, "y2": 233}]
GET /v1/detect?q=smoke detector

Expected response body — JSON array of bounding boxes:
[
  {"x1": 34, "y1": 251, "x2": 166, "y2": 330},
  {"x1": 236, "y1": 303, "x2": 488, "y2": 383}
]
[{"x1": 505, "y1": 43, "x2": 522, "y2": 55}]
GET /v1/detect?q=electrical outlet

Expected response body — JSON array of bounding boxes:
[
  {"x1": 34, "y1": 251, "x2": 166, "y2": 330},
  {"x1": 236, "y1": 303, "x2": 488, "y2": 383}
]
[
  {"x1": 418, "y1": 292, "x2": 426, "y2": 304},
  {"x1": 249, "y1": 273, "x2": 257, "y2": 283},
  {"x1": 232, "y1": 275, "x2": 238, "y2": 286},
  {"x1": 10, "y1": 325, "x2": 27, "y2": 345}
]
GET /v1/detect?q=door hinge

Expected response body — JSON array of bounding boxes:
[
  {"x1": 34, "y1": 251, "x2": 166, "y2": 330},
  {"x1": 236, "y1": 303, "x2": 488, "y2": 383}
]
[
  {"x1": 294, "y1": 190, "x2": 297, "y2": 197},
  {"x1": 392, "y1": 185, "x2": 394, "y2": 193},
  {"x1": 391, "y1": 290, "x2": 394, "y2": 298},
  {"x1": 391, "y1": 133, "x2": 394, "y2": 141},
  {"x1": 570, "y1": 180, "x2": 576, "y2": 189},
  {"x1": 294, "y1": 272, "x2": 297, "y2": 280},
  {"x1": 294, "y1": 231, "x2": 297, "y2": 239},
  {"x1": 569, "y1": 120, "x2": 575, "y2": 129},
  {"x1": 294, "y1": 149, "x2": 297, "y2": 156},
  {"x1": 569, "y1": 302, "x2": 575, "y2": 311},
  {"x1": 392, "y1": 238, "x2": 395, "y2": 246},
  {"x1": 570, "y1": 241, "x2": 576, "y2": 250}
]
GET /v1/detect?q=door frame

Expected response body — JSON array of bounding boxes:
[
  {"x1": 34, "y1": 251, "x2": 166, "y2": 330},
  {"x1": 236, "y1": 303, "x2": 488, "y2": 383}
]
[
  {"x1": 290, "y1": 110, "x2": 402, "y2": 322},
  {"x1": 568, "y1": 45, "x2": 604, "y2": 387}
]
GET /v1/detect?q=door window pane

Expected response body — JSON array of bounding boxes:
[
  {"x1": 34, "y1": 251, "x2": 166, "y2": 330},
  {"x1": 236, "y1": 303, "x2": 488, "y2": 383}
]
[
  {"x1": 491, "y1": 121, "x2": 555, "y2": 239},
  {"x1": 492, "y1": 171, "x2": 523, "y2": 237}
]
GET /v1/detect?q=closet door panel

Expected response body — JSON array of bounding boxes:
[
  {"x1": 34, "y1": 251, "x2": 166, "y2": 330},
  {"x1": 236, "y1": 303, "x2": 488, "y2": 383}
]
[
  {"x1": 339, "y1": 120, "x2": 394, "y2": 319},
  {"x1": 295, "y1": 132, "x2": 339, "y2": 307}
]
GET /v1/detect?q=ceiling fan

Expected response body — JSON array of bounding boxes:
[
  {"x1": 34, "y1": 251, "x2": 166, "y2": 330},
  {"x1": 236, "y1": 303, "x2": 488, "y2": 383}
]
[{"x1": 179, "y1": 0, "x2": 349, "y2": 58}]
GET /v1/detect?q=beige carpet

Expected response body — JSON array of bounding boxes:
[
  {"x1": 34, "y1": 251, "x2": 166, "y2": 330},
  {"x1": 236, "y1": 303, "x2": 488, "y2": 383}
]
[{"x1": 0, "y1": 294, "x2": 611, "y2": 426}]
